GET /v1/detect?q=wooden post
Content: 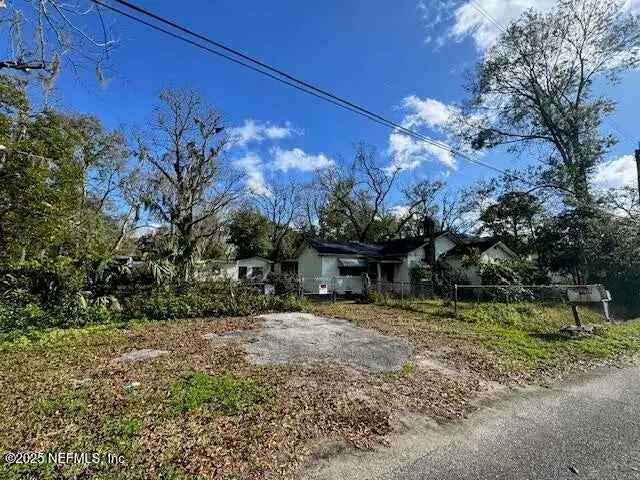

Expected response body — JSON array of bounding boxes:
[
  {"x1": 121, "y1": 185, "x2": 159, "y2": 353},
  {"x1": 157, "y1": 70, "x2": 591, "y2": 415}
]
[
  {"x1": 376, "y1": 262, "x2": 382, "y2": 294},
  {"x1": 635, "y1": 144, "x2": 640, "y2": 206},
  {"x1": 454, "y1": 284, "x2": 458, "y2": 318},
  {"x1": 571, "y1": 304, "x2": 582, "y2": 327}
]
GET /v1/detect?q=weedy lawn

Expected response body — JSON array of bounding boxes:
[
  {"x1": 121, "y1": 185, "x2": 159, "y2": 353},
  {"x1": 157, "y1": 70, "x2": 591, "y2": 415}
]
[
  {"x1": 0, "y1": 315, "x2": 478, "y2": 480},
  {"x1": 311, "y1": 299, "x2": 640, "y2": 383},
  {"x1": 2, "y1": 301, "x2": 639, "y2": 479}
]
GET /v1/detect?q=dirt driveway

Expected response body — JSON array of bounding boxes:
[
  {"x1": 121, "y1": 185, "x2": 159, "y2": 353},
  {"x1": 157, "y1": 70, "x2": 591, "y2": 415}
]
[{"x1": 205, "y1": 312, "x2": 413, "y2": 373}]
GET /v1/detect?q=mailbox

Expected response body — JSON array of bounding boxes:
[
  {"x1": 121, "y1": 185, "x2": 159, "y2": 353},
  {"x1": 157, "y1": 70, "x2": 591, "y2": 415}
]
[{"x1": 566, "y1": 285, "x2": 607, "y2": 304}]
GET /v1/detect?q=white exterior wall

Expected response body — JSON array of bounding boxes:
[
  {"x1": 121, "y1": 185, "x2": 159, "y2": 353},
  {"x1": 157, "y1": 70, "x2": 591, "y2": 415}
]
[
  {"x1": 297, "y1": 247, "x2": 323, "y2": 279},
  {"x1": 444, "y1": 243, "x2": 517, "y2": 285},
  {"x1": 480, "y1": 244, "x2": 516, "y2": 264},
  {"x1": 220, "y1": 263, "x2": 239, "y2": 280},
  {"x1": 435, "y1": 235, "x2": 457, "y2": 258},
  {"x1": 297, "y1": 247, "x2": 364, "y2": 294},
  {"x1": 195, "y1": 261, "x2": 238, "y2": 281},
  {"x1": 396, "y1": 235, "x2": 459, "y2": 283},
  {"x1": 321, "y1": 255, "x2": 340, "y2": 277},
  {"x1": 237, "y1": 257, "x2": 272, "y2": 280}
]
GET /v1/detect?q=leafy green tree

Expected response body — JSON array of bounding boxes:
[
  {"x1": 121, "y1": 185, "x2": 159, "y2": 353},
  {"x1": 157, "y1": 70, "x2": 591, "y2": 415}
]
[
  {"x1": 479, "y1": 191, "x2": 543, "y2": 255},
  {"x1": 0, "y1": 74, "x2": 128, "y2": 261},
  {"x1": 227, "y1": 208, "x2": 271, "y2": 259},
  {"x1": 136, "y1": 88, "x2": 244, "y2": 279},
  {"x1": 460, "y1": 0, "x2": 640, "y2": 203}
]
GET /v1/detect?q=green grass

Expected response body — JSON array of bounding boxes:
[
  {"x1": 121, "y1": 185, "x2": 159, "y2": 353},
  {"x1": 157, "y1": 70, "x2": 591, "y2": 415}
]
[
  {"x1": 401, "y1": 361, "x2": 416, "y2": 376},
  {"x1": 171, "y1": 371, "x2": 273, "y2": 414},
  {"x1": 312, "y1": 300, "x2": 640, "y2": 381},
  {"x1": 3, "y1": 315, "x2": 466, "y2": 479},
  {"x1": 3, "y1": 299, "x2": 638, "y2": 478}
]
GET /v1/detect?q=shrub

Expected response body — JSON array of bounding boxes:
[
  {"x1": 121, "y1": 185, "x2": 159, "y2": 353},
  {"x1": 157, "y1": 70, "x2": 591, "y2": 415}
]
[
  {"x1": 265, "y1": 272, "x2": 300, "y2": 295},
  {"x1": 0, "y1": 300, "x2": 114, "y2": 333},
  {"x1": 480, "y1": 262, "x2": 535, "y2": 303},
  {"x1": 123, "y1": 283, "x2": 308, "y2": 320},
  {"x1": 433, "y1": 260, "x2": 468, "y2": 299},
  {"x1": 0, "y1": 257, "x2": 86, "y2": 308}
]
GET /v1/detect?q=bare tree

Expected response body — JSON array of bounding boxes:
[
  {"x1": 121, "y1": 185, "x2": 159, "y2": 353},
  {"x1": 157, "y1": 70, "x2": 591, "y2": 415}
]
[
  {"x1": 459, "y1": 0, "x2": 640, "y2": 202},
  {"x1": 297, "y1": 179, "x2": 327, "y2": 239},
  {"x1": 255, "y1": 181, "x2": 301, "y2": 260},
  {"x1": 393, "y1": 179, "x2": 445, "y2": 237},
  {"x1": 394, "y1": 180, "x2": 478, "y2": 237},
  {"x1": 317, "y1": 143, "x2": 399, "y2": 242},
  {"x1": 601, "y1": 186, "x2": 640, "y2": 219},
  {"x1": 0, "y1": 1, "x2": 117, "y2": 86},
  {"x1": 137, "y1": 88, "x2": 244, "y2": 279}
]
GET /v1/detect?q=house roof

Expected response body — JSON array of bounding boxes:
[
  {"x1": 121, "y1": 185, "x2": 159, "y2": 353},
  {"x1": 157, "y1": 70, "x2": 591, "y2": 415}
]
[
  {"x1": 236, "y1": 256, "x2": 274, "y2": 263},
  {"x1": 306, "y1": 235, "x2": 445, "y2": 260},
  {"x1": 379, "y1": 237, "x2": 428, "y2": 256},
  {"x1": 307, "y1": 239, "x2": 385, "y2": 258},
  {"x1": 443, "y1": 234, "x2": 513, "y2": 258}
]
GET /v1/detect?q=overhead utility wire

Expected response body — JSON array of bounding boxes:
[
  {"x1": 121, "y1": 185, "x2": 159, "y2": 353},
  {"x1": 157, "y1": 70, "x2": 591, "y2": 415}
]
[
  {"x1": 92, "y1": 0, "x2": 543, "y2": 188},
  {"x1": 87, "y1": 0, "x2": 632, "y2": 218}
]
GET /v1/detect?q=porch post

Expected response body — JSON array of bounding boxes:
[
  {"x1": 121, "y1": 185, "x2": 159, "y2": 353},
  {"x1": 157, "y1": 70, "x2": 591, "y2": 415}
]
[{"x1": 376, "y1": 262, "x2": 382, "y2": 294}]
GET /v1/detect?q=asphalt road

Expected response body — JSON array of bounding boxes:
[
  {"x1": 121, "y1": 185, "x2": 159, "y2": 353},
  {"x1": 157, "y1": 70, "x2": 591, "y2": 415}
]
[{"x1": 304, "y1": 366, "x2": 640, "y2": 480}]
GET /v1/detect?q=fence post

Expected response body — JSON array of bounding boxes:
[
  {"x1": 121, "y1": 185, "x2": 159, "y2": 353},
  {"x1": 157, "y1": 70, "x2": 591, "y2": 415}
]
[{"x1": 454, "y1": 284, "x2": 458, "y2": 318}]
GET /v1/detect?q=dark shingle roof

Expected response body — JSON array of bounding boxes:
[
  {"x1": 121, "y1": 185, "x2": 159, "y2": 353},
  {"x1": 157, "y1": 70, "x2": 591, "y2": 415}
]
[
  {"x1": 308, "y1": 237, "x2": 431, "y2": 259},
  {"x1": 308, "y1": 233, "x2": 507, "y2": 261},
  {"x1": 307, "y1": 240, "x2": 385, "y2": 257},
  {"x1": 443, "y1": 234, "x2": 500, "y2": 257},
  {"x1": 380, "y1": 237, "x2": 428, "y2": 256}
]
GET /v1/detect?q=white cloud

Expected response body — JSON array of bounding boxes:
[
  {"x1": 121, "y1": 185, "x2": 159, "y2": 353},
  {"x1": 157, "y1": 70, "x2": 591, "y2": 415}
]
[
  {"x1": 449, "y1": 0, "x2": 639, "y2": 50},
  {"x1": 387, "y1": 131, "x2": 456, "y2": 171},
  {"x1": 389, "y1": 205, "x2": 411, "y2": 220},
  {"x1": 229, "y1": 119, "x2": 296, "y2": 147},
  {"x1": 451, "y1": 0, "x2": 557, "y2": 50},
  {"x1": 386, "y1": 95, "x2": 460, "y2": 172},
  {"x1": 233, "y1": 153, "x2": 271, "y2": 196},
  {"x1": 270, "y1": 147, "x2": 334, "y2": 172},
  {"x1": 400, "y1": 95, "x2": 458, "y2": 130},
  {"x1": 594, "y1": 155, "x2": 638, "y2": 190}
]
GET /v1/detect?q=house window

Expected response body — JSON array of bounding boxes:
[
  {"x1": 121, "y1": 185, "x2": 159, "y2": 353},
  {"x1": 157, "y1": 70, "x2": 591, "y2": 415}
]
[
  {"x1": 252, "y1": 266, "x2": 263, "y2": 278},
  {"x1": 338, "y1": 266, "x2": 364, "y2": 277},
  {"x1": 238, "y1": 266, "x2": 247, "y2": 279}
]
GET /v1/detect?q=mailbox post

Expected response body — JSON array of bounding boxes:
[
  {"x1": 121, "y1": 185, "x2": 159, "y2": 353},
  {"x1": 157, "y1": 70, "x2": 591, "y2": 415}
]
[{"x1": 563, "y1": 285, "x2": 612, "y2": 335}]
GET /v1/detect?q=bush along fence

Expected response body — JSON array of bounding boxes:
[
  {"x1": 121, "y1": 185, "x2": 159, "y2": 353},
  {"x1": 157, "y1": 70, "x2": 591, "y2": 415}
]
[{"x1": 452, "y1": 284, "x2": 613, "y2": 322}]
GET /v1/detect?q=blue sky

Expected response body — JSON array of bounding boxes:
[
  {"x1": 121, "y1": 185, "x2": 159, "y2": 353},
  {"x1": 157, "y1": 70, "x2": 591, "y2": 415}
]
[{"x1": 48, "y1": 0, "x2": 640, "y2": 201}]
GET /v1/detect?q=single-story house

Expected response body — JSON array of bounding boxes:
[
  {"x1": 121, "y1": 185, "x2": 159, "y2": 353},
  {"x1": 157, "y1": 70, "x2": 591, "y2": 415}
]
[
  {"x1": 236, "y1": 256, "x2": 274, "y2": 281},
  {"x1": 194, "y1": 256, "x2": 274, "y2": 282},
  {"x1": 442, "y1": 236, "x2": 519, "y2": 285},
  {"x1": 294, "y1": 233, "x2": 518, "y2": 294},
  {"x1": 194, "y1": 259, "x2": 238, "y2": 281}
]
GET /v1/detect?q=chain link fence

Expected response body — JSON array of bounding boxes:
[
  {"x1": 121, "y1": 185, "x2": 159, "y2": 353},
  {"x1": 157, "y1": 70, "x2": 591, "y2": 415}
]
[
  {"x1": 452, "y1": 284, "x2": 610, "y2": 317},
  {"x1": 368, "y1": 280, "x2": 434, "y2": 299}
]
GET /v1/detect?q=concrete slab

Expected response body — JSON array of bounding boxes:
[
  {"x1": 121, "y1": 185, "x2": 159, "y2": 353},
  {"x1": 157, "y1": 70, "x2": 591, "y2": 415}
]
[{"x1": 204, "y1": 312, "x2": 412, "y2": 373}]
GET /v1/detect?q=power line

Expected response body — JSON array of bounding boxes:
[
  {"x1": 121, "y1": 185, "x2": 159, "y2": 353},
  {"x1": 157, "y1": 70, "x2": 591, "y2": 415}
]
[
  {"x1": 468, "y1": 1, "x2": 507, "y2": 34},
  {"x1": 93, "y1": 0, "x2": 626, "y2": 213},
  {"x1": 91, "y1": 0, "x2": 546, "y2": 189}
]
